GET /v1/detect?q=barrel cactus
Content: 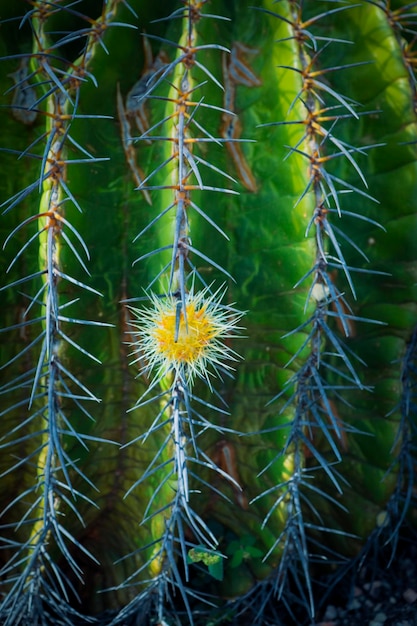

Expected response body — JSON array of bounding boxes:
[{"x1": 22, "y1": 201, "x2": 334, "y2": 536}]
[{"x1": 0, "y1": 0, "x2": 416, "y2": 624}]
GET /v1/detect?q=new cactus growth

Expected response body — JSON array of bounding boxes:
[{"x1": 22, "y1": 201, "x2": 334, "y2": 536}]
[{"x1": 0, "y1": 1, "x2": 416, "y2": 624}]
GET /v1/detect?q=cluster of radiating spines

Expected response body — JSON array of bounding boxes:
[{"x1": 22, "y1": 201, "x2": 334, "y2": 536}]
[
  {"x1": 0, "y1": 2, "x2": 132, "y2": 623},
  {"x1": 112, "y1": 1, "x2": 244, "y2": 622},
  {"x1": 250, "y1": 1, "x2": 386, "y2": 615}
]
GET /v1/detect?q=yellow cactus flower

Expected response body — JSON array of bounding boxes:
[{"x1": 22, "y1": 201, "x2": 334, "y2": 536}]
[{"x1": 129, "y1": 287, "x2": 243, "y2": 387}]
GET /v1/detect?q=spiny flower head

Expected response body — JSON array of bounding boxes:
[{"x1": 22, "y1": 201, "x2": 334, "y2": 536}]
[{"x1": 129, "y1": 287, "x2": 243, "y2": 387}]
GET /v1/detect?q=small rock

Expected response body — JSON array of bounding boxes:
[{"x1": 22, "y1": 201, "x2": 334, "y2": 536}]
[
  {"x1": 364, "y1": 580, "x2": 383, "y2": 595},
  {"x1": 403, "y1": 587, "x2": 417, "y2": 604},
  {"x1": 323, "y1": 605, "x2": 338, "y2": 621},
  {"x1": 346, "y1": 598, "x2": 361, "y2": 611},
  {"x1": 369, "y1": 611, "x2": 386, "y2": 626}
]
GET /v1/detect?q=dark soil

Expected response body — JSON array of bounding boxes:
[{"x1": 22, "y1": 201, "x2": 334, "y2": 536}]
[
  {"x1": 314, "y1": 527, "x2": 417, "y2": 626},
  {"x1": 213, "y1": 525, "x2": 417, "y2": 626}
]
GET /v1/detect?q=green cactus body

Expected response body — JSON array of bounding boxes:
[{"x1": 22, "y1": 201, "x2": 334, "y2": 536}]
[{"x1": 0, "y1": 1, "x2": 416, "y2": 625}]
